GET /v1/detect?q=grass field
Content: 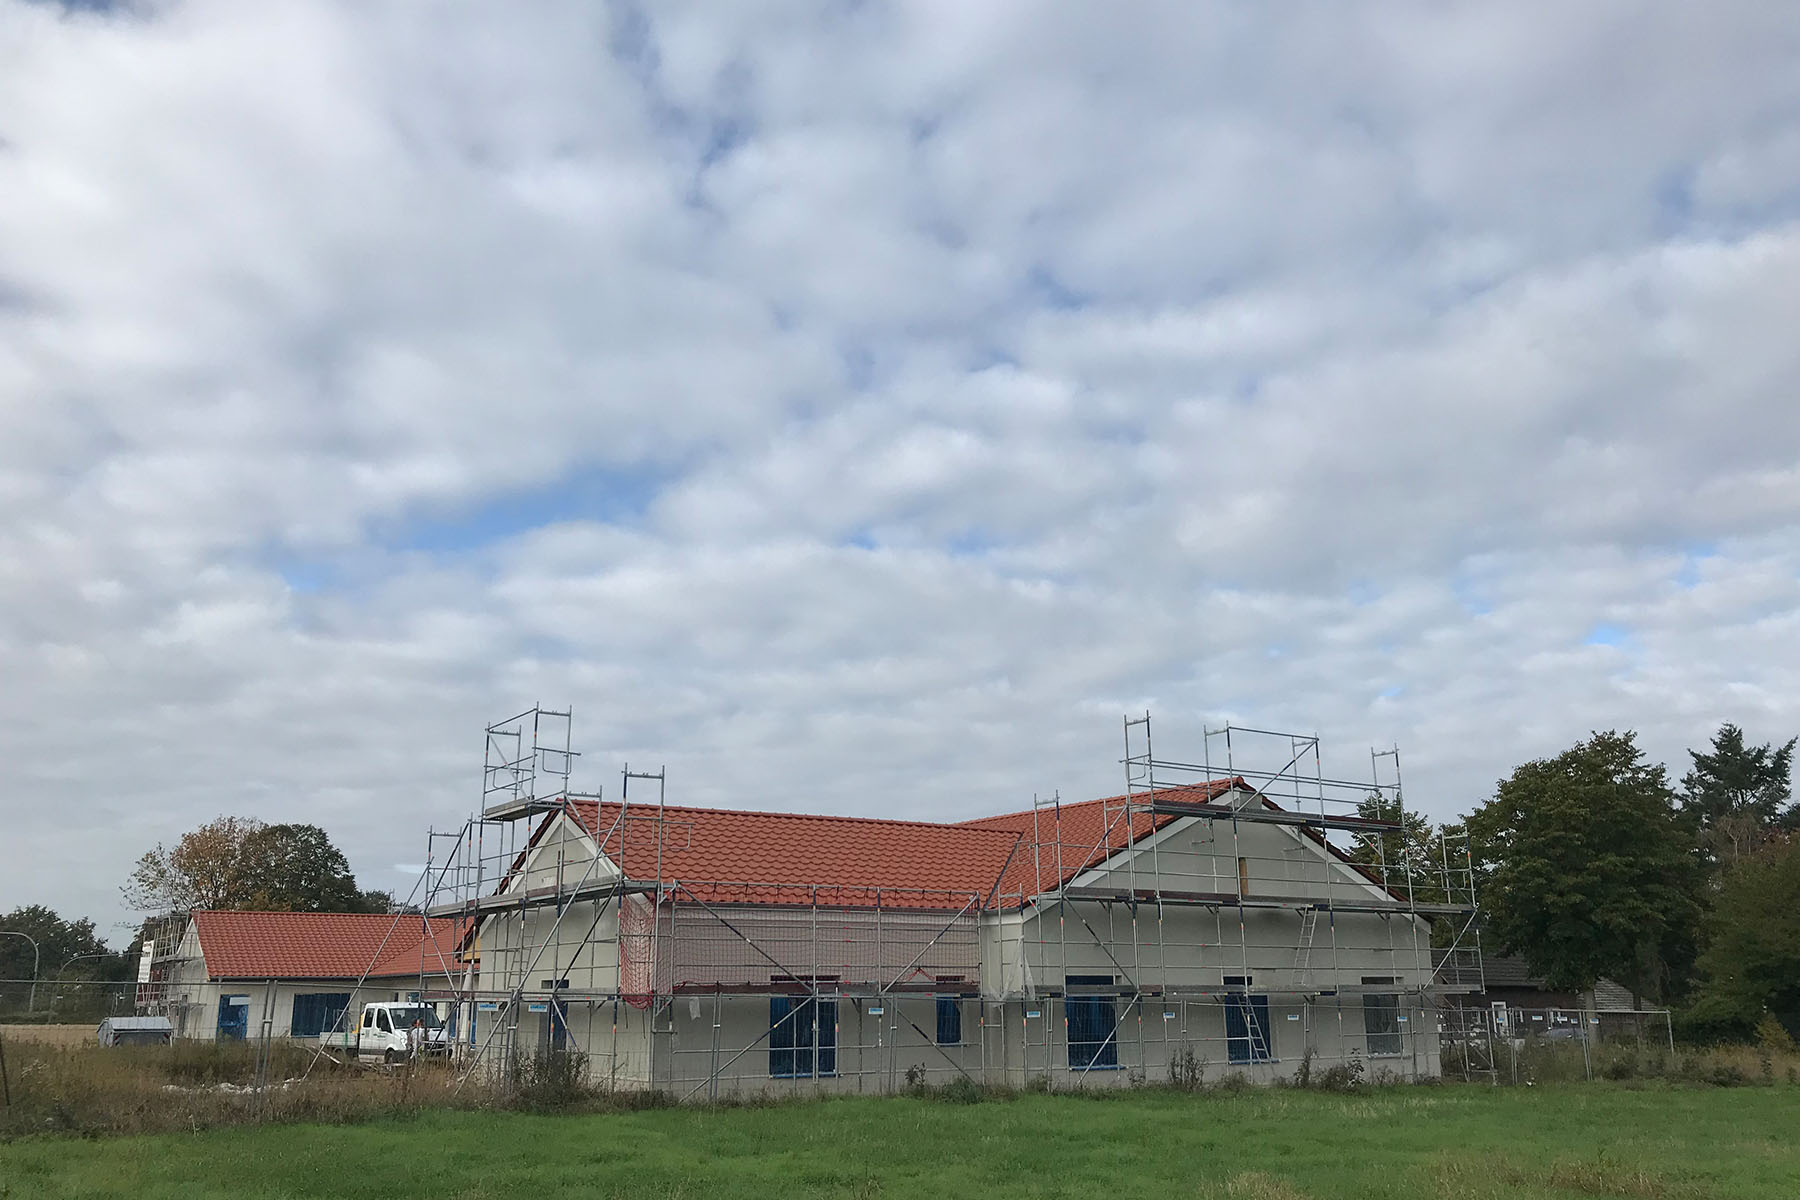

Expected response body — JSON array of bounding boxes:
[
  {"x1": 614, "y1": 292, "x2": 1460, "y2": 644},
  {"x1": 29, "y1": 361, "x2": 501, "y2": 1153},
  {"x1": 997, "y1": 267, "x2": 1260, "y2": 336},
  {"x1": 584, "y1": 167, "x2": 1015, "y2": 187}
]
[{"x1": 2, "y1": 1085, "x2": 1796, "y2": 1199}]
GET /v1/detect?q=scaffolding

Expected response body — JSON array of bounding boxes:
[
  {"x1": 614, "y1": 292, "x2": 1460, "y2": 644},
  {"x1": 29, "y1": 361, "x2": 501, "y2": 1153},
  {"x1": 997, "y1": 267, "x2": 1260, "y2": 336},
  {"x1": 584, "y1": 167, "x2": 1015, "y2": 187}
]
[
  {"x1": 134, "y1": 912, "x2": 209, "y2": 1038},
  {"x1": 384, "y1": 706, "x2": 1486, "y2": 1096},
  {"x1": 991, "y1": 714, "x2": 1488, "y2": 1083}
]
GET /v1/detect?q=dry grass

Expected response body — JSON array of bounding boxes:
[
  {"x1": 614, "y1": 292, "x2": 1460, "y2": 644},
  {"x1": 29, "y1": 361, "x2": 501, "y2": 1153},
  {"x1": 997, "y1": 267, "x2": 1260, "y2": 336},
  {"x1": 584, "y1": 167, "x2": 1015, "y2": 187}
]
[
  {"x1": 1214, "y1": 1171, "x2": 1314, "y2": 1199},
  {"x1": 1475, "y1": 1037, "x2": 1800, "y2": 1087},
  {"x1": 1430, "y1": 1151, "x2": 1718, "y2": 1199},
  {"x1": 0, "y1": 1025, "x2": 92, "y2": 1047},
  {"x1": 0, "y1": 1037, "x2": 480, "y2": 1137}
]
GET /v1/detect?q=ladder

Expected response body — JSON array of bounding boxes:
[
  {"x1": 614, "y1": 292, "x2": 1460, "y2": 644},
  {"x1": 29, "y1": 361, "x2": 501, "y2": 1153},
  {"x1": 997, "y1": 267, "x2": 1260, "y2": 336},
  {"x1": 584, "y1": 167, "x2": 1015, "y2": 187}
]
[
  {"x1": 1248, "y1": 1006, "x2": 1274, "y2": 1063},
  {"x1": 1291, "y1": 907, "x2": 1319, "y2": 988}
]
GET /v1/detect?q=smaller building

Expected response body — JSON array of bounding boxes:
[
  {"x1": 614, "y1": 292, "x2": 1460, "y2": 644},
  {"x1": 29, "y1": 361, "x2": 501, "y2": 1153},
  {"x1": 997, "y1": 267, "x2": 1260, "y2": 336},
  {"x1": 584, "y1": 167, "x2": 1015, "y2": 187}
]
[
  {"x1": 138, "y1": 910, "x2": 463, "y2": 1041},
  {"x1": 96, "y1": 1015, "x2": 173, "y2": 1046}
]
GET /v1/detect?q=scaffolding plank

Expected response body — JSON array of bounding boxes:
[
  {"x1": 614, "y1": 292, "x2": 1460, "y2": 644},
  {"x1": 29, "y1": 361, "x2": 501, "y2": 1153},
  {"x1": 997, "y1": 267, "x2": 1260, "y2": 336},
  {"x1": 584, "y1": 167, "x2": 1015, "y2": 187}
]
[
  {"x1": 1143, "y1": 798, "x2": 1404, "y2": 833},
  {"x1": 420, "y1": 981, "x2": 985, "y2": 1003},
  {"x1": 480, "y1": 797, "x2": 571, "y2": 822},
  {"x1": 1048, "y1": 884, "x2": 1474, "y2": 916},
  {"x1": 424, "y1": 879, "x2": 655, "y2": 917}
]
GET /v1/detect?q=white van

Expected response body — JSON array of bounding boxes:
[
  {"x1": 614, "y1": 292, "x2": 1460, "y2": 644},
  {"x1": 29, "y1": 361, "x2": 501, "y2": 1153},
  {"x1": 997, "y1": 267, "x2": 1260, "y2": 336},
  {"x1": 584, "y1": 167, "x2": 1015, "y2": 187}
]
[{"x1": 320, "y1": 1002, "x2": 450, "y2": 1063}]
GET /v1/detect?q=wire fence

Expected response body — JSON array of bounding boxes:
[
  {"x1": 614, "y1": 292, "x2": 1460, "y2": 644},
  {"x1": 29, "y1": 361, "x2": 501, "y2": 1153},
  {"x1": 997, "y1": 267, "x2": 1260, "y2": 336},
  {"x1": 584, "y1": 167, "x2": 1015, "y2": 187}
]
[
  {"x1": 0, "y1": 978, "x2": 139, "y2": 1026},
  {"x1": 1438, "y1": 1005, "x2": 1679, "y2": 1083}
]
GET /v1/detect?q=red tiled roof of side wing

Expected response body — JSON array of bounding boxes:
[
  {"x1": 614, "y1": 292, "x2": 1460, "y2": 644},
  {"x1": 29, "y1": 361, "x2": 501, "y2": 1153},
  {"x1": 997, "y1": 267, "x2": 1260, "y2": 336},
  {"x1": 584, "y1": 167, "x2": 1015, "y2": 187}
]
[
  {"x1": 190, "y1": 911, "x2": 463, "y2": 980},
  {"x1": 367, "y1": 920, "x2": 472, "y2": 980},
  {"x1": 566, "y1": 801, "x2": 1023, "y2": 909}
]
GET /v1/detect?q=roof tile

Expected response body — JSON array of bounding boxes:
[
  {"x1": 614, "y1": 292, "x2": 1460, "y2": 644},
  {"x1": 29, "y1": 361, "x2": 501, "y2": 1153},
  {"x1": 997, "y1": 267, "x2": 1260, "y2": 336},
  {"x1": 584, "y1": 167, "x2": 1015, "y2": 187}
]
[
  {"x1": 564, "y1": 780, "x2": 1239, "y2": 909},
  {"x1": 190, "y1": 911, "x2": 463, "y2": 980}
]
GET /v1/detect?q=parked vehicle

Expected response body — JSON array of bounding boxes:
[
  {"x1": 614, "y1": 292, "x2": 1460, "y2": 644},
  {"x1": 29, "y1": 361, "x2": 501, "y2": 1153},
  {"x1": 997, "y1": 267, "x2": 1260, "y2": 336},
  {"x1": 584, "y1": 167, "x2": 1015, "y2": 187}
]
[{"x1": 319, "y1": 1002, "x2": 450, "y2": 1063}]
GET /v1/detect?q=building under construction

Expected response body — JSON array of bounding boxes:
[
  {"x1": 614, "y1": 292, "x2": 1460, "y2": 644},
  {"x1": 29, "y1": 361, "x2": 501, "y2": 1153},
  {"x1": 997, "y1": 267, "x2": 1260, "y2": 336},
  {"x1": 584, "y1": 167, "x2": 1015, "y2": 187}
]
[{"x1": 395, "y1": 708, "x2": 1485, "y2": 1096}]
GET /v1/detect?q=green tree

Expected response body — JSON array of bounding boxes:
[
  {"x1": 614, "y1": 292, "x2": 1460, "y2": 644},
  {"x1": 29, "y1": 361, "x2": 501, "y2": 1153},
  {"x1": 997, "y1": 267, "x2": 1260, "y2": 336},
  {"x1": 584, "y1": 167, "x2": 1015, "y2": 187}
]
[
  {"x1": 1681, "y1": 835, "x2": 1800, "y2": 1040},
  {"x1": 122, "y1": 815, "x2": 263, "y2": 913},
  {"x1": 0, "y1": 906, "x2": 133, "y2": 1021},
  {"x1": 1465, "y1": 731, "x2": 1703, "y2": 1001},
  {"x1": 1680, "y1": 724, "x2": 1796, "y2": 866},
  {"x1": 236, "y1": 824, "x2": 382, "y2": 913},
  {"x1": 122, "y1": 817, "x2": 383, "y2": 914},
  {"x1": 0, "y1": 906, "x2": 117, "y2": 978},
  {"x1": 1347, "y1": 793, "x2": 1448, "y2": 906}
]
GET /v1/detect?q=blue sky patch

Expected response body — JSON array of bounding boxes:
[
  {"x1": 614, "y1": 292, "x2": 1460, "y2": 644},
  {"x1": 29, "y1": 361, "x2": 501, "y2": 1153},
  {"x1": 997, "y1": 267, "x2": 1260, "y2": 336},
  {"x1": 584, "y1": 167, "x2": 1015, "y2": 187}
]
[{"x1": 379, "y1": 463, "x2": 671, "y2": 555}]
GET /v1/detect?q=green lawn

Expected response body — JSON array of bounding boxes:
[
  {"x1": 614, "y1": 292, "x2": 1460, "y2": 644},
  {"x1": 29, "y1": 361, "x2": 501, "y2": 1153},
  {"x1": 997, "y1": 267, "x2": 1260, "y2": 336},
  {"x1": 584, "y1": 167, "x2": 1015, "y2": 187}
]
[{"x1": 1, "y1": 1085, "x2": 1795, "y2": 1199}]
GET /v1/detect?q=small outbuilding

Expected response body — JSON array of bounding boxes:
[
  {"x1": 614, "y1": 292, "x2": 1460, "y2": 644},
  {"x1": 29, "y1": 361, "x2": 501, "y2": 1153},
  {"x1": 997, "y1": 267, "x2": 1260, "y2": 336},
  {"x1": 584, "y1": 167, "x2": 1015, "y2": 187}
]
[{"x1": 97, "y1": 1015, "x2": 173, "y2": 1046}]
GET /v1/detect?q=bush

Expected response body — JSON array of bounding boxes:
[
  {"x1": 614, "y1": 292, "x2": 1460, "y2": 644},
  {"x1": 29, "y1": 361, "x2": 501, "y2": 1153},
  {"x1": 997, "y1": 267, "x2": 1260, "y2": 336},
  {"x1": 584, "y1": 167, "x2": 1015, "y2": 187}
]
[
  {"x1": 1310, "y1": 1056, "x2": 1365, "y2": 1094},
  {"x1": 936, "y1": 1076, "x2": 983, "y2": 1105},
  {"x1": 510, "y1": 1048, "x2": 594, "y2": 1113},
  {"x1": 1702, "y1": 1062, "x2": 1751, "y2": 1088},
  {"x1": 1756, "y1": 1014, "x2": 1798, "y2": 1054},
  {"x1": 1168, "y1": 1045, "x2": 1205, "y2": 1092}
]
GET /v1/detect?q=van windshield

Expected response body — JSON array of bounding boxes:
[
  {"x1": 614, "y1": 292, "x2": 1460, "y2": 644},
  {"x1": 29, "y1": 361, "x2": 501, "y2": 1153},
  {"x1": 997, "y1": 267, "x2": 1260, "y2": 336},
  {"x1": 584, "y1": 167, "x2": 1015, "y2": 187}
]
[{"x1": 388, "y1": 1007, "x2": 441, "y2": 1030}]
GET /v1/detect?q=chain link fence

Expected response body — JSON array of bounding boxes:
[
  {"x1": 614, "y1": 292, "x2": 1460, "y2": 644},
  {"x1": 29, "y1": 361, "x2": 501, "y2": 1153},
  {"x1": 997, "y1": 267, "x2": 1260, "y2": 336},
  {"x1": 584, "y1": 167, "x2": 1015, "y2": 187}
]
[
  {"x1": 1440, "y1": 1004, "x2": 1690, "y2": 1084},
  {"x1": 0, "y1": 978, "x2": 139, "y2": 1027}
]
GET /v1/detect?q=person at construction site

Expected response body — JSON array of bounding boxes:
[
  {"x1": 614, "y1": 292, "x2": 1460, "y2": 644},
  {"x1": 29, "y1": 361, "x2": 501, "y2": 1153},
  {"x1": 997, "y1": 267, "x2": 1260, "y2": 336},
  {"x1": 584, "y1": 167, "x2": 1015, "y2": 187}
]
[{"x1": 407, "y1": 1017, "x2": 426, "y2": 1060}]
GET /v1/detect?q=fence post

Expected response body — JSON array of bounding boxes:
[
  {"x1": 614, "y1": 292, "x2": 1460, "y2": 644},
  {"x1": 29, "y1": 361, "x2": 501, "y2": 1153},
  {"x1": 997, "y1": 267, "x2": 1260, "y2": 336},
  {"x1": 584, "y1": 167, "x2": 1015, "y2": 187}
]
[{"x1": 0, "y1": 1028, "x2": 10, "y2": 1107}]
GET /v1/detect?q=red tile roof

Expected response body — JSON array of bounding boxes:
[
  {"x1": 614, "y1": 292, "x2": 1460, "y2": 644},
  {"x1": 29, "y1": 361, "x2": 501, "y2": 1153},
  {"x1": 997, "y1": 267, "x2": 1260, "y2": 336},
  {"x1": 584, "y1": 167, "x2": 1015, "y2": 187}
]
[
  {"x1": 569, "y1": 801, "x2": 1021, "y2": 909},
  {"x1": 558, "y1": 779, "x2": 1242, "y2": 910},
  {"x1": 190, "y1": 911, "x2": 464, "y2": 981}
]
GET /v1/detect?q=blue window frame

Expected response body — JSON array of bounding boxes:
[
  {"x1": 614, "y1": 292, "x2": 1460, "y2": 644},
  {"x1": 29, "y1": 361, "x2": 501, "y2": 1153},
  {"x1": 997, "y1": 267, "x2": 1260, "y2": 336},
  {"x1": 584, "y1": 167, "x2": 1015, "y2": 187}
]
[
  {"x1": 217, "y1": 994, "x2": 249, "y2": 1041},
  {"x1": 1223, "y1": 976, "x2": 1272, "y2": 1064},
  {"x1": 936, "y1": 997, "x2": 962, "y2": 1045},
  {"x1": 290, "y1": 992, "x2": 351, "y2": 1038},
  {"x1": 769, "y1": 995, "x2": 837, "y2": 1078},
  {"x1": 1065, "y1": 975, "x2": 1119, "y2": 1069}
]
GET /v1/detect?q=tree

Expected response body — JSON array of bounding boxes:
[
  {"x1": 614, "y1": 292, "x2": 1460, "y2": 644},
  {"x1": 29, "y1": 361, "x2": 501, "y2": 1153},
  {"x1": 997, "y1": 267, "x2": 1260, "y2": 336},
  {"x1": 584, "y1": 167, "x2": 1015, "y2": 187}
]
[
  {"x1": 1680, "y1": 724, "x2": 1797, "y2": 866},
  {"x1": 1347, "y1": 793, "x2": 1448, "y2": 907},
  {"x1": 1465, "y1": 731, "x2": 1704, "y2": 1001},
  {"x1": 0, "y1": 905, "x2": 128, "y2": 981},
  {"x1": 1681, "y1": 835, "x2": 1800, "y2": 1040},
  {"x1": 236, "y1": 824, "x2": 379, "y2": 913},
  {"x1": 122, "y1": 816, "x2": 264, "y2": 913},
  {"x1": 122, "y1": 816, "x2": 383, "y2": 914}
]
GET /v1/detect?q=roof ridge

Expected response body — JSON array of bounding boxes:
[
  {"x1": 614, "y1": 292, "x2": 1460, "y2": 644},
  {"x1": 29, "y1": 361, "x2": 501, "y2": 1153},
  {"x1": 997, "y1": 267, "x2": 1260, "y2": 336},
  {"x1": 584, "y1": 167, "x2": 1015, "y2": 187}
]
[
  {"x1": 193, "y1": 909, "x2": 449, "y2": 921},
  {"x1": 576, "y1": 798, "x2": 1023, "y2": 836}
]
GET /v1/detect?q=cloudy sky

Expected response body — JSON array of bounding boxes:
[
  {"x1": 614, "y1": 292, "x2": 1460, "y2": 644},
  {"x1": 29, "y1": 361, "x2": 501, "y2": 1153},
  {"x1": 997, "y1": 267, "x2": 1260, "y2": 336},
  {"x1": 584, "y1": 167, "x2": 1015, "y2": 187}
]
[{"x1": 4, "y1": 1, "x2": 1799, "y2": 941}]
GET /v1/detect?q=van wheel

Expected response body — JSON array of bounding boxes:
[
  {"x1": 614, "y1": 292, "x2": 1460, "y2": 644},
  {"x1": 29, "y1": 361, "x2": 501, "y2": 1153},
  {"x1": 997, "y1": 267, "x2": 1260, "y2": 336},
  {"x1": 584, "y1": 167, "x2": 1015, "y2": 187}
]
[{"x1": 384, "y1": 1049, "x2": 401, "y2": 1065}]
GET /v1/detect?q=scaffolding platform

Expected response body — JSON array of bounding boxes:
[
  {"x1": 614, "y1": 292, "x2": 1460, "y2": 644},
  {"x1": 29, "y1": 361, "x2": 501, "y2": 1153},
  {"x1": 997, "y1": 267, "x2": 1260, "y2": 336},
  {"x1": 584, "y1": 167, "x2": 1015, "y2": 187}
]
[
  {"x1": 423, "y1": 879, "x2": 657, "y2": 918},
  {"x1": 1142, "y1": 797, "x2": 1404, "y2": 833},
  {"x1": 1048, "y1": 884, "x2": 1476, "y2": 916},
  {"x1": 481, "y1": 797, "x2": 573, "y2": 822}
]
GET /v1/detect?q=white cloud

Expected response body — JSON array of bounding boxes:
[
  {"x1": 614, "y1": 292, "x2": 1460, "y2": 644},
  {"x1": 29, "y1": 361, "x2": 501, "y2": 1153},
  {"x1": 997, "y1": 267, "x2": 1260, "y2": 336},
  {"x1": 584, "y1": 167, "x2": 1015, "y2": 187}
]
[{"x1": 1, "y1": 0, "x2": 1798, "y2": 938}]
